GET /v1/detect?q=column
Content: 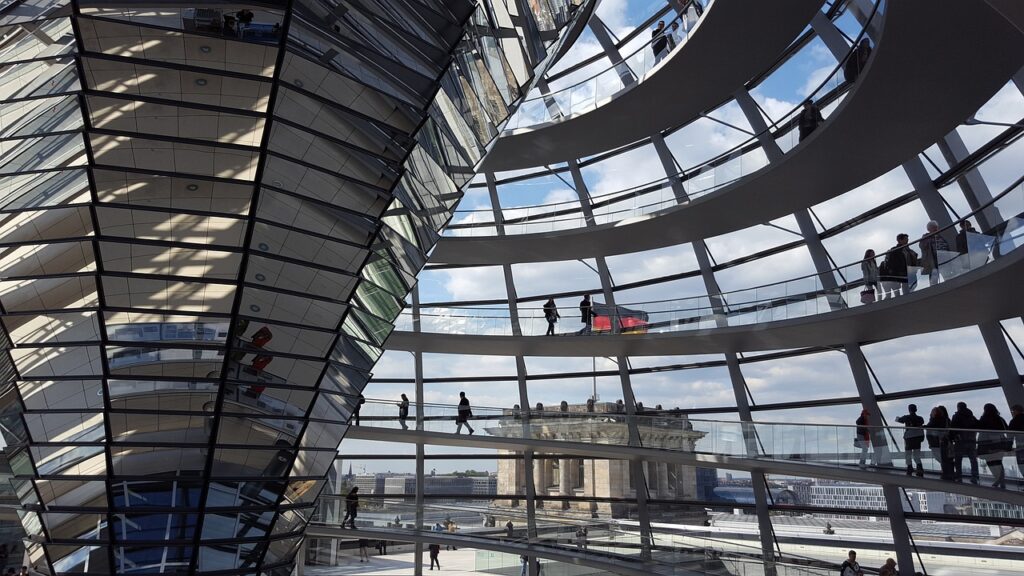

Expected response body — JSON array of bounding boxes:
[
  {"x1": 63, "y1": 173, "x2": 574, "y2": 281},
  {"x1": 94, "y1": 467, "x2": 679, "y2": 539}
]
[
  {"x1": 534, "y1": 455, "x2": 546, "y2": 508},
  {"x1": 559, "y1": 458, "x2": 572, "y2": 509},
  {"x1": 657, "y1": 463, "x2": 670, "y2": 499}
]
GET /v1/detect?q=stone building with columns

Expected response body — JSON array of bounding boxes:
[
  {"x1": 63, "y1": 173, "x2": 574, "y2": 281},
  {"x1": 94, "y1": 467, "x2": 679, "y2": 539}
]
[{"x1": 489, "y1": 402, "x2": 709, "y2": 522}]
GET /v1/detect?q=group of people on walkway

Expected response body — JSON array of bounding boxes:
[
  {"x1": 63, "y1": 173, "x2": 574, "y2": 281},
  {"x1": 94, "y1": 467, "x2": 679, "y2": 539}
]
[
  {"x1": 649, "y1": 3, "x2": 706, "y2": 64},
  {"x1": 860, "y1": 220, "x2": 978, "y2": 303},
  {"x1": 882, "y1": 402, "x2": 1024, "y2": 488},
  {"x1": 541, "y1": 294, "x2": 595, "y2": 336}
]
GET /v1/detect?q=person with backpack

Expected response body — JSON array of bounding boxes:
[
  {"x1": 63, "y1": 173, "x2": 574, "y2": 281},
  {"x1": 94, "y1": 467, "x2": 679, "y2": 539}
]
[
  {"x1": 977, "y1": 403, "x2": 1010, "y2": 488},
  {"x1": 882, "y1": 233, "x2": 919, "y2": 296},
  {"x1": 543, "y1": 298, "x2": 560, "y2": 336},
  {"x1": 840, "y1": 550, "x2": 864, "y2": 576},
  {"x1": 950, "y1": 402, "x2": 980, "y2": 484},
  {"x1": 896, "y1": 404, "x2": 925, "y2": 476}
]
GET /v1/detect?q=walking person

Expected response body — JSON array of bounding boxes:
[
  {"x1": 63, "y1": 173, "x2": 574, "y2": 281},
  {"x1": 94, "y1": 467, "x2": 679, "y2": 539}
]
[
  {"x1": 950, "y1": 402, "x2": 980, "y2": 484},
  {"x1": 1010, "y1": 404, "x2": 1024, "y2": 484},
  {"x1": 341, "y1": 486, "x2": 359, "y2": 528},
  {"x1": 397, "y1": 393, "x2": 410, "y2": 430},
  {"x1": 543, "y1": 298, "x2": 560, "y2": 336},
  {"x1": 925, "y1": 406, "x2": 954, "y2": 480},
  {"x1": 860, "y1": 249, "x2": 880, "y2": 303},
  {"x1": 855, "y1": 409, "x2": 872, "y2": 468},
  {"x1": 651, "y1": 21, "x2": 668, "y2": 64},
  {"x1": 840, "y1": 550, "x2": 864, "y2": 576},
  {"x1": 456, "y1": 391, "x2": 475, "y2": 434},
  {"x1": 896, "y1": 404, "x2": 925, "y2": 476},
  {"x1": 798, "y1": 99, "x2": 824, "y2": 142},
  {"x1": 978, "y1": 403, "x2": 1010, "y2": 489},
  {"x1": 520, "y1": 555, "x2": 529, "y2": 576},
  {"x1": 358, "y1": 538, "x2": 369, "y2": 562},
  {"x1": 428, "y1": 543, "x2": 441, "y2": 570},
  {"x1": 919, "y1": 220, "x2": 951, "y2": 286},
  {"x1": 579, "y1": 294, "x2": 595, "y2": 334}
]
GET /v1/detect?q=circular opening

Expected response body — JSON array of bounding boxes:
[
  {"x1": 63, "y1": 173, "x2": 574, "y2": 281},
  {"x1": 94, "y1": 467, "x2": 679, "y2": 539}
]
[
  {"x1": 249, "y1": 304, "x2": 261, "y2": 312},
  {"x1": 294, "y1": 79, "x2": 304, "y2": 88},
  {"x1": 185, "y1": 184, "x2": 199, "y2": 191},
  {"x1": 200, "y1": 45, "x2": 212, "y2": 53},
  {"x1": 254, "y1": 273, "x2": 267, "y2": 282},
  {"x1": 195, "y1": 78, "x2": 208, "y2": 86},
  {"x1": 257, "y1": 243, "x2": 270, "y2": 251}
]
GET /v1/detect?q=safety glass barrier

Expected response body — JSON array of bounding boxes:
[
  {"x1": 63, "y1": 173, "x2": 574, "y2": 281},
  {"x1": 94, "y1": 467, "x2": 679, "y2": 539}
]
[
  {"x1": 504, "y1": 1, "x2": 708, "y2": 132},
  {"x1": 308, "y1": 496, "x2": 828, "y2": 575},
  {"x1": 406, "y1": 178, "x2": 1024, "y2": 336},
  {"x1": 351, "y1": 399, "x2": 1024, "y2": 499},
  {"x1": 444, "y1": 0, "x2": 882, "y2": 238}
]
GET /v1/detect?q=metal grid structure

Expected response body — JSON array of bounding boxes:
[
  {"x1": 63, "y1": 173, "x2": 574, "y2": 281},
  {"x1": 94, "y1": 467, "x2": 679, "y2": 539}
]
[{"x1": 0, "y1": 0, "x2": 590, "y2": 573}]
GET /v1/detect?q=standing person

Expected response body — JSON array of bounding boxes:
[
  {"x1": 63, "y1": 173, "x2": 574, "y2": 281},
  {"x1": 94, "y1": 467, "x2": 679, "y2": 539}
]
[
  {"x1": 666, "y1": 20, "x2": 681, "y2": 51},
  {"x1": 798, "y1": 99, "x2": 824, "y2": 142},
  {"x1": 352, "y1": 393, "x2": 365, "y2": 425},
  {"x1": 882, "y1": 234, "x2": 919, "y2": 296},
  {"x1": 358, "y1": 538, "x2": 369, "y2": 562},
  {"x1": 428, "y1": 543, "x2": 441, "y2": 570},
  {"x1": 950, "y1": 402, "x2": 980, "y2": 484},
  {"x1": 840, "y1": 550, "x2": 863, "y2": 576},
  {"x1": 956, "y1": 220, "x2": 978, "y2": 254},
  {"x1": 520, "y1": 555, "x2": 529, "y2": 576},
  {"x1": 843, "y1": 38, "x2": 872, "y2": 83},
  {"x1": 505, "y1": 520, "x2": 515, "y2": 539},
  {"x1": 651, "y1": 21, "x2": 668, "y2": 64},
  {"x1": 1010, "y1": 404, "x2": 1024, "y2": 481},
  {"x1": 342, "y1": 486, "x2": 359, "y2": 528},
  {"x1": 579, "y1": 294, "x2": 595, "y2": 334},
  {"x1": 878, "y1": 558, "x2": 897, "y2": 576},
  {"x1": 376, "y1": 539, "x2": 387, "y2": 555},
  {"x1": 860, "y1": 249, "x2": 880, "y2": 302},
  {"x1": 855, "y1": 409, "x2": 872, "y2": 468},
  {"x1": 581, "y1": 526, "x2": 588, "y2": 549},
  {"x1": 919, "y1": 220, "x2": 951, "y2": 286},
  {"x1": 543, "y1": 298, "x2": 560, "y2": 336},
  {"x1": 925, "y1": 406, "x2": 954, "y2": 480},
  {"x1": 397, "y1": 393, "x2": 410, "y2": 430},
  {"x1": 896, "y1": 404, "x2": 925, "y2": 476},
  {"x1": 456, "y1": 391, "x2": 475, "y2": 434},
  {"x1": 977, "y1": 403, "x2": 1009, "y2": 489}
]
